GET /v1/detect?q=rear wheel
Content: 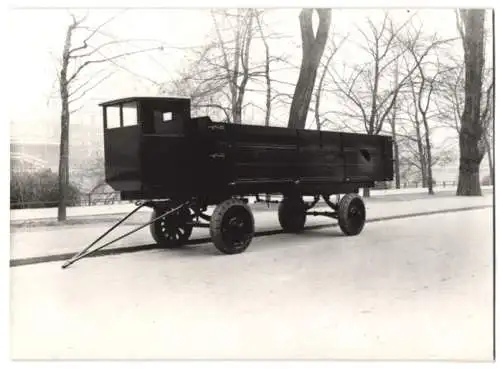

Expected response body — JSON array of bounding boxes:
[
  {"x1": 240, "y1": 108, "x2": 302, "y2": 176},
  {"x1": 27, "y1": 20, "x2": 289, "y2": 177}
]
[
  {"x1": 150, "y1": 204, "x2": 193, "y2": 248},
  {"x1": 338, "y1": 194, "x2": 366, "y2": 236},
  {"x1": 210, "y1": 198, "x2": 255, "y2": 255},
  {"x1": 278, "y1": 196, "x2": 306, "y2": 233}
]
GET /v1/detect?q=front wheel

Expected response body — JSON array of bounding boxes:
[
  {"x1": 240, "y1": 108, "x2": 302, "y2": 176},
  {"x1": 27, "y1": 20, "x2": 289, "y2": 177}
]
[
  {"x1": 210, "y1": 198, "x2": 255, "y2": 255},
  {"x1": 150, "y1": 204, "x2": 193, "y2": 248},
  {"x1": 338, "y1": 194, "x2": 366, "y2": 236}
]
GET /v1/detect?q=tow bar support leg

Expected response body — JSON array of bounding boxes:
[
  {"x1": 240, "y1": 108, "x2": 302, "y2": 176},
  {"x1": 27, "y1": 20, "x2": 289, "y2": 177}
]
[{"x1": 61, "y1": 201, "x2": 189, "y2": 269}]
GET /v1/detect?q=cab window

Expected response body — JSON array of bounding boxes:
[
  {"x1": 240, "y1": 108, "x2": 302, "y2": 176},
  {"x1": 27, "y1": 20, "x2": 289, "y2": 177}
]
[
  {"x1": 106, "y1": 106, "x2": 121, "y2": 129},
  {"x1": 122, "y1": 102, "x2": 138, "y2": 127},
  {"x1": 105, "y1": 102, "x2": 138, "y2": 129}
]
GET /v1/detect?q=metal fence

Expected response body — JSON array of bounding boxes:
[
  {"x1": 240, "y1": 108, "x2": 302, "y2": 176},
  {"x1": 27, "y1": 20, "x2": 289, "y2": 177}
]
[{"x1": 10, "y1": 191, "x2": 126, "y2": 209}]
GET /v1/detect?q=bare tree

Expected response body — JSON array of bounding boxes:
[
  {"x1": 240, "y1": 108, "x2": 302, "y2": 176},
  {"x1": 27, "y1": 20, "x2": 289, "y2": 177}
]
[
  {"x1": 56, "y1": 12, "x2": 161, "y2": 221},
  {"x1": 406, "y1": 76, "x2": 428, "y2": 187},
  {"x1": 399, "y1": 128, "x2": 456, "y2": 184},
  {"x1": 332, "y1": 14, "x2": 412, "y2": 137},
  {"x1": 165, "y1": 9, "x2": 293, "y2": 126},
  {"x1": 166, "y1": 9, "x2": 263, "y2": 123},
  {"x1": 211, "y1": 9, "x2": 255, "y2": 123},
  {"x1": 455, "y1": 9, "x2": 486, "y2": 195},
  {"x1": 388, "y1": 64, "x2": 401, "y2": 188},
  {"x1": 254, "y1": 9, "x2": 272, "y2": 126},
  {"x1": 287, "y1": 8, "x2": 331, "y2": 129},
  {"x1": 331, "y1": 13, "x2": 448, "y2": 196},
  {"x1": 405, "y1": 32, "x2": 455, "y2": 194},
  {"x1": 313, "y1": 32, "x2": 348, "y2": 130}
]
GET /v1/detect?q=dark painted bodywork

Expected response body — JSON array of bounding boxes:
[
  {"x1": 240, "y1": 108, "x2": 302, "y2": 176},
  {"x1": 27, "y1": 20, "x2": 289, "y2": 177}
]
[{"x1": 100, "y1": 97, "x2": 394, "y2": 203}]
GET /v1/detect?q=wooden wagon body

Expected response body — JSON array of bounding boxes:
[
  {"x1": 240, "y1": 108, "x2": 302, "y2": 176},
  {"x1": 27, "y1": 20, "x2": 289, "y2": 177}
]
[{"x1": 100, "y1": 97, "x2": 393, "y2": 203}]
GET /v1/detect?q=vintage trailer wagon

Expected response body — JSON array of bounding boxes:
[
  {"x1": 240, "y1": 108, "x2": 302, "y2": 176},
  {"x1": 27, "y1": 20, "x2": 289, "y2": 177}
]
[{"x1": 63, "y1": 96, "x2": 393, "y2": 268}]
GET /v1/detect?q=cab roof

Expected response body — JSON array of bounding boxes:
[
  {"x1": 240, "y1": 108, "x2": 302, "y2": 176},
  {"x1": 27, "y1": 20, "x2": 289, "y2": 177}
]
[{"x1": 99, "y1": 96, "x2": 191, "y2": 107}]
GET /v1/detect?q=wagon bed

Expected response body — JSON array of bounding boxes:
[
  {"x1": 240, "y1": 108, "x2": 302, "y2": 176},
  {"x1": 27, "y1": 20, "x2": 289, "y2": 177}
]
[
  {"x1": 100, "y1": 97, "x2": 393, "y2": 202},
  {"x1": 62, "y1": 96, "x2": 394, "y2": 268}
]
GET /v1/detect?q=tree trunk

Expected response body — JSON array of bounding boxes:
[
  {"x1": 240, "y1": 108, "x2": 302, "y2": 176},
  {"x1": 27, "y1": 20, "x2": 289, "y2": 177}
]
[
  {"x1": 230, "y1": 11, "x2": 242, "y2": 123},
  {"x1": 415, "y1": 123, "x2": 426, "y2": 187},
  {"x1": 255, "y1": 11, "x2": 272, "y2": 127},
  {"x1": 457, "y1": 135, "x2": 482, "y2": 195},
  {"x1": 233, "y1": 12, "x2": 254, "y2": 124},
  {"x1": 58, "y1": 96, "x2": 70, "y2": 221},
  {"x1": 57, "y1": 25, "x2": 73, "y2": 222},
  {"x1": 233, "y1": 101, "x2": 243, "y2": 124},
  {"x1": 393, "y1": 140, "x2": 400, "y2": 189},
  {"x1": 314, "y1": 85, "x2": 321, "y2": 130},
  {"x1": 423, "y1": 122, "x2": 434, "y2": 195},
  {"x1": 314, "y1": 42, "x2": 336, "y2": 130},
  {"x1": 263, "y1": 52, "x2": 271, "y2": 127},
  {"x1": 485, "y1": 140, "x2": 493, "y2": 185},
  {"x1": 288, "y1": 9, "x2": 331, "y2": 129},
  {"x1": 389, "y1": 109, "x2": 400, "y2": 189},
  {"x1": 289, "y1": 66, "x2": 320, "y2": 129},
  {"x1": 457, "y1": 9, "x2": 485, "y2": 196}
]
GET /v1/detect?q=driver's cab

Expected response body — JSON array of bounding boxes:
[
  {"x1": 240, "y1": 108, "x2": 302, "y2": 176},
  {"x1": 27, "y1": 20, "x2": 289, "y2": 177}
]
[{"x1": 99, "y1": 97, "x2": 192, "y2": 194}]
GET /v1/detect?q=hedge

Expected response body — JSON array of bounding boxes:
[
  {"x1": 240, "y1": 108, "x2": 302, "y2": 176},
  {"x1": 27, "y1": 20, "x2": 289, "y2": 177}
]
[{"x1": 10, "y1": 169, "x2": 81, "y2": 209}]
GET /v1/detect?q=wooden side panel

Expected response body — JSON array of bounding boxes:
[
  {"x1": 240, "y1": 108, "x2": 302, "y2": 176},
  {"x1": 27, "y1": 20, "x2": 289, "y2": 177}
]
[
  {"x1": 341, "y1": 132, "x2": 393, "y2": 182},
  {"x1": 226, "y1": 124, "x2": 298, "y2": 182},
  {"x1": 297, "y1": 130, "x2": 345, "y2": 183}
]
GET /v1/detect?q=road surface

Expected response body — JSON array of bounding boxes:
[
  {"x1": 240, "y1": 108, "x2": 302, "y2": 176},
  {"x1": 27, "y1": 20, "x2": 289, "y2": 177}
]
[{"x1": 10, "y1": 207, "x2": 493, "y2": 360}]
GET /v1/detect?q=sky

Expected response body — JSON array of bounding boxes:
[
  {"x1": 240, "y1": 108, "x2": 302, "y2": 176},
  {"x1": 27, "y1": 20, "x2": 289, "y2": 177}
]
[{"x1": 6, "y1": 7, "x2": 493, "y2": 145}]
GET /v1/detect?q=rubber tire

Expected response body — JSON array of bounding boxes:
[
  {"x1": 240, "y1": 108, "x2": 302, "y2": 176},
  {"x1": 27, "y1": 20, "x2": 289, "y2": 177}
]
[
  {"x1": 150, "y1": 206, "x2": 193, "y2": 248},
  {"x1": 278, "y1": 197, "x2": 306, "y2": 233},
  {"x1": 210, "y1": 199, "x2": 255, "y2": 255},
  {"x1": 337, "y1": 193, "x2": 366, "y2": 236}
]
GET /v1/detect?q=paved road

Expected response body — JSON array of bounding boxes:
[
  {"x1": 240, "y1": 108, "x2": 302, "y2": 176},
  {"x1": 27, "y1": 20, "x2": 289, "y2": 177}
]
[
  {"x1": 10, "y1": 208, "x2": 493, "y2": 360},
  {"x1": 10, "y1": 193, "x2": 493, "y2": 261}
]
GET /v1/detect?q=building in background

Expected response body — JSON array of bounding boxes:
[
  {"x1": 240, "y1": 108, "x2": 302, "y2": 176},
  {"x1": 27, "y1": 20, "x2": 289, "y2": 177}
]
[{"x1": 10, "y1": 138, "x2": 59, "y2": 173}]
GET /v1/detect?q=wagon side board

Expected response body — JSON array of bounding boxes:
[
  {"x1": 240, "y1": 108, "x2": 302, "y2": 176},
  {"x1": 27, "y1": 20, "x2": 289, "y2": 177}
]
[{"x1": 186, "y1": 119, "x2": 393, "y2": 199}]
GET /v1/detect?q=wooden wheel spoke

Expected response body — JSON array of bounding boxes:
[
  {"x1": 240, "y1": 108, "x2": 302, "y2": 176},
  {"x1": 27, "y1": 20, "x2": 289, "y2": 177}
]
[{"x1": 150, "y1": 206, "x2": 193, "y2": 248}]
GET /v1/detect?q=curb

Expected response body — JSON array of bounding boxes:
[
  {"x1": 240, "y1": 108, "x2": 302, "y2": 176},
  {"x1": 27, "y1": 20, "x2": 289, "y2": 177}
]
[{"x1": 10, "y1": 204, "x2": 492, "y2": 268}]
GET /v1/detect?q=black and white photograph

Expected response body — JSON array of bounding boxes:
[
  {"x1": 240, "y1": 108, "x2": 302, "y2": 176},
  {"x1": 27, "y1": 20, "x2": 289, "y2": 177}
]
[{"x1": 7, "y1": 2, "x2": 495, "y2": 362}]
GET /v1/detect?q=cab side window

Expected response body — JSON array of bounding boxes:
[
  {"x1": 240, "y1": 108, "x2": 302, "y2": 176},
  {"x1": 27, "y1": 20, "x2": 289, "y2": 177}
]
[
  {"x1": 106, "y1": 106, "x2": 121, "y2": 129},
  {"x1": 122, "y1": 103, "x2": 138, "y2": 127}
]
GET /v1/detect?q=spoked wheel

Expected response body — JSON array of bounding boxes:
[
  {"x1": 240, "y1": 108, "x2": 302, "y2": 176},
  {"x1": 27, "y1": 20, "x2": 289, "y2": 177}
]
[
  {"x1": 210, "y1": 198, "x2": 255, "y2": 255},
  {"x1": 150, "y1": 204, "x2": 193, "y2": 248},
  {"x1": 278, "y1": 196, "x2": 306, "y2": 233},
  {"x1": 337, "y1": 193, "x2": 366, "y2": 236}
]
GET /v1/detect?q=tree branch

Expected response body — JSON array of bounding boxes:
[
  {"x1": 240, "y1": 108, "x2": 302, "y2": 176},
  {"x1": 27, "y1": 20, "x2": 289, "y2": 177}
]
[{"x1": 67, "y1": 46, "x2": 161, "y2": 85}]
